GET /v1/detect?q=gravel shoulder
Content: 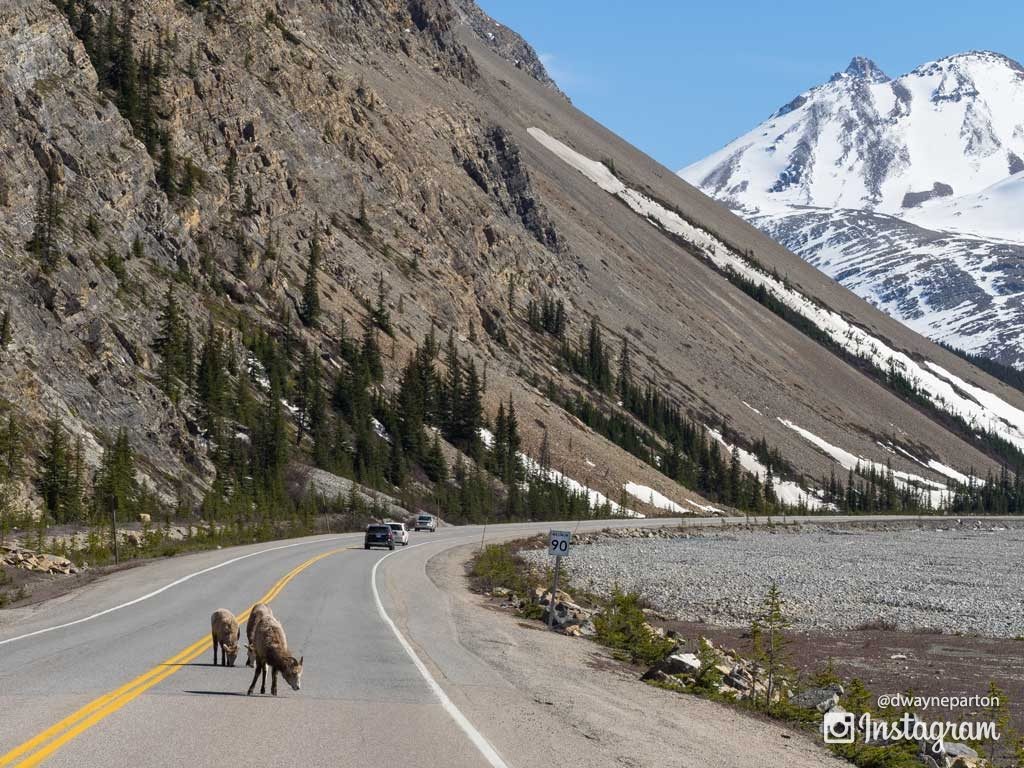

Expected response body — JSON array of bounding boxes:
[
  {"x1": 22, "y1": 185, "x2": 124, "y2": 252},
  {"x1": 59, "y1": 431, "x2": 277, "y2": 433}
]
[{"x1": 427, "y1": 542, "x2": 846, "y2": 768}]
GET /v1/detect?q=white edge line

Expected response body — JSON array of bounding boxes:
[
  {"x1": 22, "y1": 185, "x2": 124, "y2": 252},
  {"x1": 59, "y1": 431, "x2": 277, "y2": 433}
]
[
  {"x1": 0, "y1": 535, "x2": 348, "y2": 647},
  {"x1": 371, "y1": 541, "x2": 512, "y2": 768}
]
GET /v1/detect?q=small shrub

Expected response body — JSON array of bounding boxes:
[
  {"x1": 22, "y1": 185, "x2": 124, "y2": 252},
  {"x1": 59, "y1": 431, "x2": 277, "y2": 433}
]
[{"x1": 593, "y1": 588, "x2": 675, "y2": 665}]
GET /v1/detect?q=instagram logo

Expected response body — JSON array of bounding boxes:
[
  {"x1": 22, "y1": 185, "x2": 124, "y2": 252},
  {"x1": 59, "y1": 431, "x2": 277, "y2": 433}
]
[{"x1": 822, "y1": 711, "x2": 856, "y2": 744}]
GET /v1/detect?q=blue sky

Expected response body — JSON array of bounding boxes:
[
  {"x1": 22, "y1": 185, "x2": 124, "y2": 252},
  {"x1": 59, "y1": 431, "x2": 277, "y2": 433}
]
[{"x1": 476, "y1": 0, "x2": 1024, "y2": 170}]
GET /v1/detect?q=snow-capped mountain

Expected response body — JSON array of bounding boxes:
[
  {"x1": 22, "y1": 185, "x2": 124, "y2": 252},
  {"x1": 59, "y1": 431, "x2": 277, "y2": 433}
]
[{"x1": 681, "y1": 52, "x2": 1024, "y2": 366}]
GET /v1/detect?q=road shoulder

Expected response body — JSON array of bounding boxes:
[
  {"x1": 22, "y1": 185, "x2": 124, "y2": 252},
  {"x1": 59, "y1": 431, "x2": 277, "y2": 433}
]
[{"x1": 424, "y1": 541, "x2": 846, "y2": 768}]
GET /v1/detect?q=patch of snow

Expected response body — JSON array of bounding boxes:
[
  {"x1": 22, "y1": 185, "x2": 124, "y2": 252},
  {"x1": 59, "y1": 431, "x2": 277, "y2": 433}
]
[
  {"x1": 707, "y1": 428, "x2": 826, "y2": 509},
  {"x1": 742, "y1": 401, "x2": 763, "y2": 416},
  {"x1": 779, "y1": 418, "x2": 952, "y2": 506},
  {"x1": 623, "y1": 482, "x2": 689, "y2": 514},
  {"x1": 480, "y1": 428, "x2": 643, "y2": 518}
]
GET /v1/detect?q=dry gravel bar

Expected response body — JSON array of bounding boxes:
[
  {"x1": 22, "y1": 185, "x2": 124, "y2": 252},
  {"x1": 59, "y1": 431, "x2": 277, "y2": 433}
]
[{"x1": 523, "y1": 524, "x2": 1024, "y2": 638}]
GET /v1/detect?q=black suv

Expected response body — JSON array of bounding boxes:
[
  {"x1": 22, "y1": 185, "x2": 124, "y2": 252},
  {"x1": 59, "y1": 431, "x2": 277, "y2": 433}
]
[{"x1": 364, "y1": 524, "x2": 395, "y2": 550}]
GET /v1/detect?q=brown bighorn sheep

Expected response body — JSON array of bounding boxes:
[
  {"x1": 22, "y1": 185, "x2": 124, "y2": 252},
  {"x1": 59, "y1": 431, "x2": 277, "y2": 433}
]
[
  {"x1": 246, "y1": 616, "x2": 303, "y2": 696},
  {"x1": 210, "y1": 609, "x2": 240, "y2": 667},
  {"x1": 245, "y1": 603, "x2": 273, "y2": 667}
]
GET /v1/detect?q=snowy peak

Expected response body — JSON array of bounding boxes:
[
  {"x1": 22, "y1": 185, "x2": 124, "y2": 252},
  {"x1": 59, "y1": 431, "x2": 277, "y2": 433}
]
[
  {"x1": 681, "y1": 50, "x2": 1024, "y2": 367},
  {"x1": 839, "y1": 56, "x2": 890, "y2": 83},
  {"x1": 682, "y1": 50, "x2": 1024, "y2": 224}
]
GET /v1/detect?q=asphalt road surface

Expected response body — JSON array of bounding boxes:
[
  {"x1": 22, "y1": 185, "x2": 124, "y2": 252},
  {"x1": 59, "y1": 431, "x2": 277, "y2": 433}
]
[{"x1": 0, "y1": 514, "x2": 987, "y2": 767}]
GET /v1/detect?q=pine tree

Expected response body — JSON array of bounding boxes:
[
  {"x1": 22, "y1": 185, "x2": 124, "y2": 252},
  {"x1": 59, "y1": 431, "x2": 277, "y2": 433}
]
[
  {"x1": 0, "y1": 414, "x2": 22, "y2": 483},
  {"x1": 179, "y1": 157, "x2": 198, "y2": 198},
  {"x1": 299, "y1": 234, "x2": 321, "y2": 328},
  {"x1": 505, "y1": 395, "x2": 523, "y2": 482},
  {"x1": 750, "y1": 581, "x2": 790, "y2": 710},
  {"x1": 0, "y1": 308, "x2": 11, "y2": 353},
  {"x1": 38, "y1": 419, "x2": 70, "y2": 521},
  {"x1": 95, "y1": 428, "x2": 137, "y2": 525},
  {"x1": 157, "y1": 130, "x2": 176, "y2": 198},
  {"x1": 539, "y1": 427, "x2": 551, "y2": 473},
  {"x1": 225, "y1": 147, "x2": 238, "y2": 189},
  {"x1": 155, "y1": 286, "x2": 187, "y2": 402},
  {"x1": 361, "y1": 323, "x2": 383, "y2": 383},
  {"x1": 64, "y1": 437, "x2": 85, "y2": 524},
  {"x1": 423, "y1": 432, "x2": 447, "y2": 483},
  {"x1": 29, "y1": 164, "x2": 62, "y2": 272},
  {"x1": 372, "y1": 275, "x2": 392, "y2": 334},
  {"x1": 617, "y1": 338, "x2": 633, "y2": 402},
  {"x1": 196, "y1": 322, "x2": 228, "y2": 433},
  {"x1": 243, "y1": 183, "x2": 255, "y2": 216}
]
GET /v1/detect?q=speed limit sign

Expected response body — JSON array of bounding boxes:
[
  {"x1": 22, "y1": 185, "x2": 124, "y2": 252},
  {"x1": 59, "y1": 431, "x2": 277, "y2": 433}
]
[{"x1": 548, "y1": 530, "x2": 571, "y2": 557}]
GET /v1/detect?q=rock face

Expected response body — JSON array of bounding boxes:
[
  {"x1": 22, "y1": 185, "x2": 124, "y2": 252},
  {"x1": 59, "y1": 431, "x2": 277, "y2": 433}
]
[
  {"x1": 2, "y1": 0, "x2": 1022, "y2": 520},
  {"x1": 450, "y1": 0, "x2": 564, "y2": 97},
  {"x1": 681, "y1": 51, "x2": 1024, "y2": 366}
]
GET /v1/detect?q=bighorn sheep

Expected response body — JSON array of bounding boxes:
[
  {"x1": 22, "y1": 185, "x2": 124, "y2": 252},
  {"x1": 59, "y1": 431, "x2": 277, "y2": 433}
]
[
  {"x1": 246, "y1": 616, "x2": 303, "y2": 696},
  {"x1": 210, "y1": 609, "x2": 240, "y2": 667},
  {"x1": 245, "y1": 603, "x2": 274, "y2": 667}
]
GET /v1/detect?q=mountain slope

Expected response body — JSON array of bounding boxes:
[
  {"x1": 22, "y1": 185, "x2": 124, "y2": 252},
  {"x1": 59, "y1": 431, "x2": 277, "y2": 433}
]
[
  {"x1": 681, "y1": 52, "x2": 1024, "y2": 365},
  {"x1": 4, "y1": 0, "x2": 1024, "y2": 525}
]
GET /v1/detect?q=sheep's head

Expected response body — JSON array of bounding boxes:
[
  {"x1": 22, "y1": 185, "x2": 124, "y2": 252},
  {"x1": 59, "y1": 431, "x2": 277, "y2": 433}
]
[
  {"x1": 281, "y1": 655, "x2": 303, "y2": 691},
  {"x1": 223, "y1": 641, "x2": 239, "y2": 667}
]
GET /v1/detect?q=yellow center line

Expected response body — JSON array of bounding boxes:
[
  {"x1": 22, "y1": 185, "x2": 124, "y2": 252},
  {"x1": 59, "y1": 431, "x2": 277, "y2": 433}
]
[{"x1": 2, "y1": 546, "x2": 349, "y2": 768}]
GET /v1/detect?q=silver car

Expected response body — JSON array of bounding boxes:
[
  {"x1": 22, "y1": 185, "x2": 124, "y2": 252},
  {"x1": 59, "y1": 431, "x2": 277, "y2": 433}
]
[
  {"x1": 387, "y1": 522, "x2": 410, "y2": 546},
  {"x1": 414, "y1": 514, "x2": 436, "y2": 532}
]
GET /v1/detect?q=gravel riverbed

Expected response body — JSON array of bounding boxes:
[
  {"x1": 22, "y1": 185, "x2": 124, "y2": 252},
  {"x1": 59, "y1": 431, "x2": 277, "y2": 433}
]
[{"x1": 522, "y1": 524, "x2": 1024, "y2": 638}]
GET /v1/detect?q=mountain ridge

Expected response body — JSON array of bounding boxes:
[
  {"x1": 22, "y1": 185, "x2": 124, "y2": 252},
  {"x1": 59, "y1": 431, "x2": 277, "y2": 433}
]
[{"x1": 682, "y1": 48, "x2": 1024, "y2": 366}]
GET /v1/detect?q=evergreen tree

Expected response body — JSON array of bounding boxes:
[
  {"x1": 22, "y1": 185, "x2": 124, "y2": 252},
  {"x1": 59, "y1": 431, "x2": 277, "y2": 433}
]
[
  {"x1": 0, "y1": 308, "x2": 11, "y2": 353},
  {"x1": 0, "y1": 414, "x2": 22, "y2": 483},
  {"x1": 64, "y1": 437, "x2": 85, "y2": 524},
  {"x1": 298, "y1": 234, "x2": 321, "y2": 328},
  {"x1": 372, "y1": 275, "x2": 392, "y2": 334},
  {"x1": 155, "y1": 286, "x2": 188, "y2": 402},
  {"x1": 617, "y1": 338, "x2": 633, "y2": 402},
  {"x1": 254, "y1": 378, "x2": 288, "y2": 490},
  {"x1": 423, "y1": 432, "x2": 447, "y2": 483},
  {"x1": 29, "y1": 164, "x2": 62, "y2": 272},
  {"x1": 225, "y1": 147, "x2": 238, "y2": 189},
  {"x1": 750, "y1": 581, "x2": 790, "y2": 710},
  {"x1": 95, "y1": 428, "x2": 137, "y2": 525},
  {"x1": 242, "y1": 183, "x2": 256, "y2": 216},
  {"x1": 157, "y1": 129, "x2": 176, "y2": 198},
  {"x1": 196, "y1": 322, "x2": 228, "y2": 434},
  {"x1": 38, "y1": 418, "x2": 69, "y2": 521},
  {"x1": 361, "y1": 323, "x2": 383, "y2": 383},
  {"x1": 179, "y1": 157, "x2": 198, "y2": 198}
]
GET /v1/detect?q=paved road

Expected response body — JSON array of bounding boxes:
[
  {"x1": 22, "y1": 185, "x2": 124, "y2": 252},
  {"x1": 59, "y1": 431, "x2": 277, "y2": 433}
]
[{"x1": 0, "y1": 514, "x2": 1000, "y2": 767}]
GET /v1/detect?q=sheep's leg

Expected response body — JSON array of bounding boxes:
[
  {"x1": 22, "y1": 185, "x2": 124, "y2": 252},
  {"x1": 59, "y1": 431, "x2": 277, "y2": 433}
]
[
  {"x1": 260, "y1": 662, "x2": 267, "y2": 695},
  {"x1": 271, "y1": 667, "x2": 278, "y2": 697},
  {"x1": 246, "y1": 659, "x2": 262, "y2": 695},
  {"x1": 212, "y1": 633, "x2": 218, "y2": 666}
]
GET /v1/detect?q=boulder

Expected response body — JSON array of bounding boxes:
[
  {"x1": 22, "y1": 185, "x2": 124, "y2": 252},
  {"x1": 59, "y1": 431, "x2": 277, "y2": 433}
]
[
  {"x1": 642, "y1": 652, "x2": 702, "y2": 681},
  {"x1": 791, "y1": 684, "x2": 844, "y2": 713}
]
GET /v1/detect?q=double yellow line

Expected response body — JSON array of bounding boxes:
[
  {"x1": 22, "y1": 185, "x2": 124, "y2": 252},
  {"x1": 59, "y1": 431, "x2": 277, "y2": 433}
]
[{"x1": 1, "y1": 547, "x2": 345, "y2": 768}]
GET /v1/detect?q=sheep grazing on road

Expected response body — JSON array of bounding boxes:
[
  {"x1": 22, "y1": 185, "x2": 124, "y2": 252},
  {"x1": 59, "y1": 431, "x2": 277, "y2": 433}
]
[
  {"x1": 245, "y1": 603, "x2": 274, "y2": 667},
  {"x1": 210, "y1": 609, "x2": 241, "y2": 667},
  {"x1": 246, "y1": 616, "x2": 303, "y2": 696}
]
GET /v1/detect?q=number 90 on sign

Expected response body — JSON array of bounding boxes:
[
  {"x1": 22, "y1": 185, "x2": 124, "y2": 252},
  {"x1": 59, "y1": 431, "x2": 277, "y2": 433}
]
[{"x1": 548, "y1": 530, "x2": 571, "y2": 557}]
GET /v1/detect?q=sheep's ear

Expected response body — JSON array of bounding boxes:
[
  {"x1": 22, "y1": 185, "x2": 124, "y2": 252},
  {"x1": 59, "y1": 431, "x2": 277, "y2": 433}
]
[{"x1": 299, "y1": 656, "x2": 304, "y2": 665}]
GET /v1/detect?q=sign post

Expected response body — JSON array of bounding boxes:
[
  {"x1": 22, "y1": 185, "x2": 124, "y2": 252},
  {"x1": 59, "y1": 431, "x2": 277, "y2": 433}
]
[{"x1": 547, "y1": 530, "x2": 571, "y2": 629}]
